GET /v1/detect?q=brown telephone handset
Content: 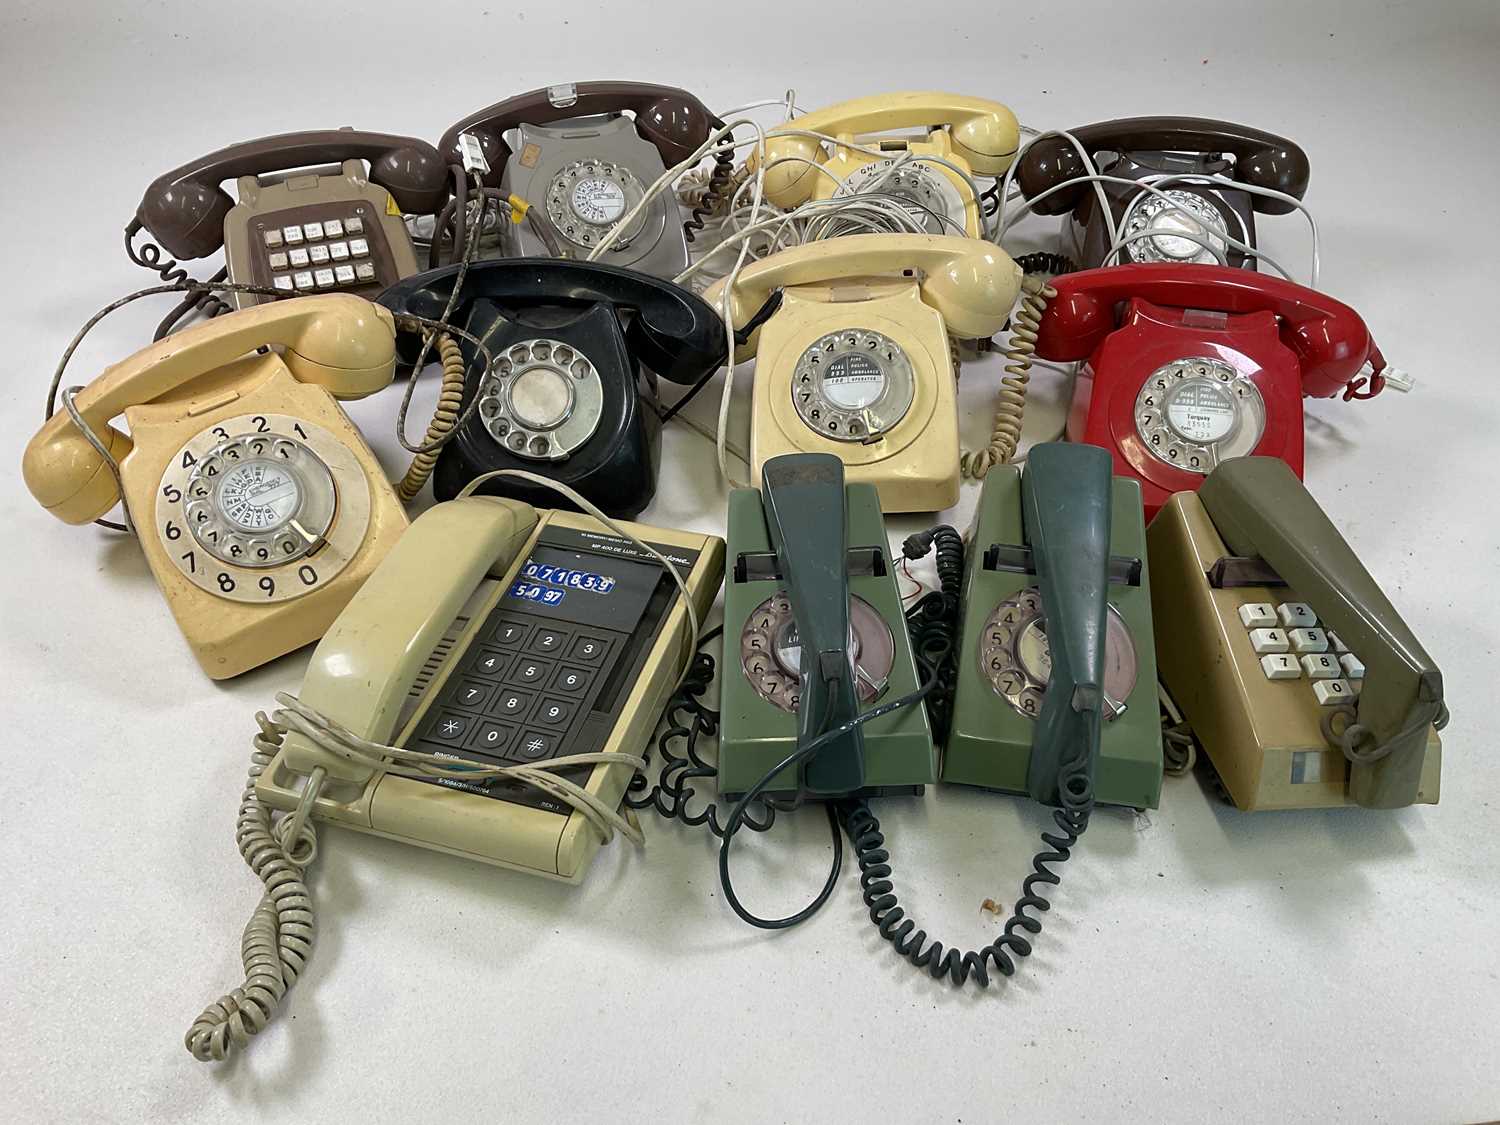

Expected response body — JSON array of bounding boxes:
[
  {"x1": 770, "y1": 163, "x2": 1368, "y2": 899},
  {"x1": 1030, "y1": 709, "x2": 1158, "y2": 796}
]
[
  {"x1": 129, "y1": 129, "x2": 447, "y2": 327},
  {"x1": 22, "y1": 295, "x2": 408, "y2": 679},
  {"x1": 1015, "y1": 117, "x2": 1310, "y2": 270},
  {"x1": 436, "y1": 82, "x2": 719, "y2": 277}
]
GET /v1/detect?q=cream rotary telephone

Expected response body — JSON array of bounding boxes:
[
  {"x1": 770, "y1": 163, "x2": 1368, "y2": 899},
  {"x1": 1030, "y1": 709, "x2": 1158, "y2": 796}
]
[
  {"x1": 22, "y1": 295, "x2": 408, "y2": 678},
  {"x1": 704, "y1": 233, "x2": 1021, "y2": 512},
  {"x1": 754, "y1": 92, "x2": 1020, "y2": 237}
]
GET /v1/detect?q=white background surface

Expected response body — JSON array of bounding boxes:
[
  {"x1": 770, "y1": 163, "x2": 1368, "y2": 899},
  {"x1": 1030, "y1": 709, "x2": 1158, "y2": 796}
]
[{"x1": 2, "y1": 2, "x2": 1497, "y2": 1121}]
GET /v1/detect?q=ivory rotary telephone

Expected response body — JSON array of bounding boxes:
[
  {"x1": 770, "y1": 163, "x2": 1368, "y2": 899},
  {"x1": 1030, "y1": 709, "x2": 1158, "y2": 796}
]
[
  {"x1": 21, "y1": 296, "x2": 407, "y2": 679},
  {"x1": 704, "y1": 233, "x2": 1021, "y2": 513},
  {"x1": 436, "y1": 82, "x2": 720, "y2": 278},
  {"x1": 130, "y1": 129, "x2": 447, "y2": 321},
  {"x1": 1033, "y1": 263, "x2": 1403, "y2": 520},
  {"x1": 1015, "y1": 117, "x2": 1310, "y2": 270},
  {"x1": 756, "y1": 92, "x2": 1020, "y2": 238},
  {"x1": 1148, "y1": 457, "x2": 1444, "y2": 811},
  {"x1": 379, "y1": 258, "x2": 726, "y2": 517}
]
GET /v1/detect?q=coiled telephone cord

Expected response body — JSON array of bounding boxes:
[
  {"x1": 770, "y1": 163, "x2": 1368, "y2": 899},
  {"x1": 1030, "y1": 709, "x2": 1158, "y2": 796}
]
[
  {"x1": 1012, "y1": 251, "x2": 1076, "y2": 278},
  {"x1": 124, "y1": 219, "x2": 235, "y2": 341},
  {"x1": 185, "y1": 714, "x2": 318, "y2": 1063},
  {"x1": 683, "y1": 138, "x2": 737, "y2": 244},
  {"x1": 396, "y1": 334, "x2": 466, "y2": 502},
  {"x1": 960, "y1": 274, "x2": 1055, "y2": 479},
  {"x1": 901, "y1": 525, "x2": 964, "y2": 744}
]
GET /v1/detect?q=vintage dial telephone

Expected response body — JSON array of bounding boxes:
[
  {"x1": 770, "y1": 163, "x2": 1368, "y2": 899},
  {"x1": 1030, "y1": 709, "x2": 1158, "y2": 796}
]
[
  {"x1": 944, "y1": 442, "x2": 1163, "y2": 810},
  {"x1": 704, "y1": 233, "x2": 1022, "y2": 513},
  {"x1": 1148, "y1": 457, "x2": 1444, "y2": 811},
  {"x1": 437, "y1": 82, "x2": 719, "y2": 277},
  {"x1": 22, "y1": 295, "x2": 408, "y2": 679},
  {"x1": 1033, "y1": 263, "x2": 1403, "y2": 520},
  {"x1": 756, "y1": 92, "x2": 1020, "y2": 238},
  {"x1": 130, "y1": 129, "x2": 447, "y2": 325},
  {"x1": 718, "y1": 453, "x2": 935, "y2": 800},
  {"x1": 1015, "y1": 117, "x2": 1310, "y2": 270},
  {"x1": 188, "y1": 496, "x2": 721, "y2": 1061},
  {"x1": 379, "y1": 258, "x2": 726, "y2": 516}
]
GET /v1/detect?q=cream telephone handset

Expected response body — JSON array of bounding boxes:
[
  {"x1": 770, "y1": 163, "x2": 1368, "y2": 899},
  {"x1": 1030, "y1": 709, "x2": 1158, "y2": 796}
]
[
  {"x1": 21, "y1": 295, "x2": 407, "y2": 679},
  {"x1": 756, "y1": 92, "x2": 1020, "y2": 237},
  {"x1": 704, "y1": 233, "x2": 1021, "y2": 512}
]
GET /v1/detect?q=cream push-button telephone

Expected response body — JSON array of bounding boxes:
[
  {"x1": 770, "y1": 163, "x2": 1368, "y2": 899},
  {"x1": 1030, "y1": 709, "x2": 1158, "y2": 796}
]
[
  {"x1": 756, "y1": 92, "x2": 1020, "y2": 237},
  {"x1": 1148, "y1": 457, "x2": 1445, "y2": 811},
  {"x1": 256, "y1": 498, "x2": 724, "y2": 881},
  {"x1": 131, "y1": 130, "x2": 447, "y2": 313},
  {"x1": 21, "y1": 295, "x2": 407, "y2": 679},
  {"x1": 704, "y1": 233, "x2": 1022, "y2": 512}
]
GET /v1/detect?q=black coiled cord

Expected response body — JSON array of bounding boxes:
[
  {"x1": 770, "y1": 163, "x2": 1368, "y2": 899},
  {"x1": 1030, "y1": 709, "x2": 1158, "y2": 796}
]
[
  {"x1": 1012, "y1": 251, "x2": 1077, "y2": 278},
  {"x1": 683, "y1": 133, "x2": 736, "y2": 244},
  {"x1": 124, "y1": 219, "x2": 235, "y2": 341},
  {"x1": 901, "y1": 526, "x2": 963, "y2": 744}
]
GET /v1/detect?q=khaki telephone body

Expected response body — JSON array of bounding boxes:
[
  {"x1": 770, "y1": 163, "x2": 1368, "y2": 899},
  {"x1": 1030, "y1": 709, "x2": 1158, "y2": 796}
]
[
  {"x1": 1148, "y1": 458, "x2": 1443, "y2": 811},
  {"x1": 704, "y1": 234, "x2": 1020, "y2": 512},
  {"x1": 756, "y1": 93, "x2": 1020, "y2": 237},
  {"x1": 21, "y1": 295, "x2": 407, "y2": 679},
  {"x1": 256, "y1": 500, "x2": 724, "y2": 882}
]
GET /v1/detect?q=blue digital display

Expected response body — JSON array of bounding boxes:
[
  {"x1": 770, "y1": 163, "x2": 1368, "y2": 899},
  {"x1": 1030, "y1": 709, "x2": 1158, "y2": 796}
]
[
  {"x1": 519, "y1": 561, "x2": 618, "y2": 595},
  {"x1": 507, "y1": 581, "x2": 567, "y2": 606}
]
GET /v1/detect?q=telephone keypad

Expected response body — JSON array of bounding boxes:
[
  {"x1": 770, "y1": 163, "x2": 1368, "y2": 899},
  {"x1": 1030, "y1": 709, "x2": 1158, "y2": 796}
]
[
  {"x1": 257, "y1": 207, "x2": 386, "y2": 297},
  {"x1": 1238, "y1": 599, "x2": 1368, "y2": 705}
]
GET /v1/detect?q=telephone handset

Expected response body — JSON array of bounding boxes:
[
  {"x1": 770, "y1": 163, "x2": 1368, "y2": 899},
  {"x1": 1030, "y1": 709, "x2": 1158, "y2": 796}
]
[
  {"x1": 703, "y1": 233, "x2": 1021, "y2": 513},
  {"x1": 379, "y1": 257, "x2": 726, "y2": 517},
  {"x1": 1148, "y1": 457, "x2": 1444, "y2": 811},
  {"x1": 1034, "y1": 263, "x2": 1397, "y2": 520},
  {"x1": 255, "y1": 497, "x2": 724, "y2": 879},
  {"x1": 756, "y1": 92, "x2": 1020, "y2": 237},
  {"x1": 718, "y1": 453, "x2": 935, "y2": 798},
  {"x1": 1015, "y1": 117, "x2": 1310, "y2": 270},
  {"x1": 944, "y1": 442, "x2": 1163, "y2": 809},
  {"x1": 132, "y1": 129, "x2": 447, "y2": 309},
  {"x1": 21, "y1": 295, "x2": 408, "y2": 679},
  {"x1": 437, "y1": 82, "x2": 718, "y2": 277}
]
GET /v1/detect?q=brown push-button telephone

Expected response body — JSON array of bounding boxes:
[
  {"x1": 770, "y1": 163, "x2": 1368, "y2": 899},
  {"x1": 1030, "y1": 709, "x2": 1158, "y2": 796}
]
[
  {"x1": 1148, "y1": 457, "x2": 1445, "y2": 811},
  {"x1": 128, "y1": 128, "x2": 448, "y2": 336}
]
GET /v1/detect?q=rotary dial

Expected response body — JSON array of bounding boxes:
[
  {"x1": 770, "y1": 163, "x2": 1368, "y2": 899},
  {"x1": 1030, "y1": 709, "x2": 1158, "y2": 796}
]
[
  {"x1": 835, "y1": 158, "x2": 968, "y2": 235},
  {"x1": 1122, "y1": 189, "x2": 1231, "y2": 265},
  {"x1": 546, "y1": 160, "x2": 647, "y2": 250},
  {"x1": 476, "y1": 338, "x2": 603, "y2": 462},
  {"x1": 792, "y1": 329, "x2": 915, "y2": 443},
  {"x1": 1134, "y1": 357, "x2": 1266, "y2": 475},
  {"x1": 977, "y1": 586, "x2": 1138, "y2": 721},
  {"x1": 740, "y1": 592, "x2": 895, "y2": 713}
]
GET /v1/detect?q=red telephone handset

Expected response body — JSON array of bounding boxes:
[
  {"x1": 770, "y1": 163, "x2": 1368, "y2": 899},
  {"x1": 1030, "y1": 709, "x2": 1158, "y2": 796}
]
[{"x1": 1036, "y1": 264, "x2": 1391, "y2": 519}]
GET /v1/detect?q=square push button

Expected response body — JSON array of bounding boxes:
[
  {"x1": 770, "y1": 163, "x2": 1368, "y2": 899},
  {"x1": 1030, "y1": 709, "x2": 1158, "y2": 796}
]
[
  {"x1": 451, "y1": 679, "x2": 492, "y2": 711},
  {"x1": 513, "y1": 730, "x2": 557, "y2": 761},
  {"x1": 424, "y1": 711, "x2": 472, "y2": 746},
  {"x1": 533, "y1": 697, "x2": 576, "y2": 728},
  {"x1": 526, "y1": 627, "x2": 571, "y2": 656},
  {"x1": 467, "y1": 721, "x2": 516, "y2": 756},
  {"x1": 551, "y1": 666, "x2": 593, "y2": 695},
  {"x1": 468, "y1": 648, "x2": 510, "y2": 679},
  {"x1": 508, "y1": 657, "x2": 554, "y2": 687},
  {"x1": 568, "y1": 635, "x2": 609, "y2": 663},
  {"x1": 492, "y1": 620, "x2": 529, "y2": 648},
  {"x1": 489, "y1": 689, "x2": 533, "y2": 719}
]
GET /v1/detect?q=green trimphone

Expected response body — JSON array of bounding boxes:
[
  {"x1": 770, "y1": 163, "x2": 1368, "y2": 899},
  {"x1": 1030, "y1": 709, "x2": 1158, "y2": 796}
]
[
  {"x1": 944, "y1": 443, "x2": 1163, "y2": 809},
  {"x1": 718, "y1": 453, "x2": 936, "y2": 798},
  {"x1": 1148, "y1": 457, "x2": 1445, "y2": 811}
]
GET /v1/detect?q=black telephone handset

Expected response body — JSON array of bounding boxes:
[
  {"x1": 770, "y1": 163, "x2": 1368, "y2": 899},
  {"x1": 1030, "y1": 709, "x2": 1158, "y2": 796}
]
[
  {"x1": 1020, "y1": 443, "x2": 1114, "y2": 805},
  {"x1": 379, "y1": 259, "x2": 725, "y2": 517}
]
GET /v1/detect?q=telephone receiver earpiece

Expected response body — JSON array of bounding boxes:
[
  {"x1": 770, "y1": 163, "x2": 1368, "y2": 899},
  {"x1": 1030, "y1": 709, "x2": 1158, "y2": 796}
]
[
  {"x1": 756, "y1": 92, "x2": 1021, "y2": 209},
  {"x1": 439, "y1": 82, "x2": 717, "y2": 189},
  {"x1": 1032, "y1": 264, "x2": 1374, "y2": 398},
  {"x1": 1015, "y1": 117, "x2": 1309, "y2": 217},
  {"x1": 703, "y1": 233, "x2": 1021, "y2": 355},
  {"x1": 378, "y1": 259, "x2": 726, "y2": 384},
  {"x1": 23, "y1": 295, "x2": 396, "y2": 526},
  {"x1": 136, "y1": 130, "x2": 447, "y2": 260}
]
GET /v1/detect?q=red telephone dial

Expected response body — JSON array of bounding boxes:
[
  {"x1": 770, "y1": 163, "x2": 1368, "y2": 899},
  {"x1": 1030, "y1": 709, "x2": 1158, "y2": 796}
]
[{"x1": 1035, "y1": 264, "x2": 1396, "y2": 519}]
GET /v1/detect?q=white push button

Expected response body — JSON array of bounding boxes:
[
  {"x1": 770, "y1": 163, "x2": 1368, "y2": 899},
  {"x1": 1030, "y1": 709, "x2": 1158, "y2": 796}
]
[
  {"x1": 1289, "y1": 627, "x2": 1329, "y2": 654},
  {"x1": 1277, "y1": 602, "x2": 1317, "y2": 629},
  {"x1": 328, "y1": 241, "x2": 350, "y2": 260},
  {"x1": 292, "y1": 270, "x2": 315, "y2": 290},
  {"x1": 1302, "y1": 653, "x2": 1340, "y2": 679},
  {"x1": 354, "y1": 261, "x2": 376, "y2": 281},
  {"x1": 345, "y1": 216, "x2": 364, "y2": 234},
  {"x1": 1327, "y1": 630, "x2": 1350, "y2": 654},
  {"x1": 283, "y1": 225, "x2": 304, "y2": 245},
  {"x1": 1260, "y1": 654, "x2": 1300, "y2": 680},
  {"x1": 1249, "y1": 628, "x2": 1289, "y2": 654},
  {"x1": 288, "y1": 247, "x2": 310, "y2": 268},
  {"x1": 272, "y1": 275, "x2": 295, "y2": 291},
  {"x1": 333, "y1": 264, "x2": 356, "y2": 284},
  {"x1": 303, "y1": 221, "x2": 325, "y2": 240},
  {"x1": 349, "y1": 237, "x2": 370, "y2": 257},
  {"x1": 308, "y1": 244, "x2": 330, "y2": 264},
  {"x1": 1339, "y1": 653, "x2": 1365, "y2": 679},
  {"x1": 324, "y1": 219, "x2": 344, "y2": 238},
  {"x1": 1239, "y1": 603, "x2": 1277, "y2": 629},
  {"x1": 263, "y1": 229, "x2": 284, "y2": 248},
  {"x1": 313, "y1": 268, "x2": 336, "y2": 289},
  {"x1": 267, "y1": 252, "x2": 288, "y2": 270},
  {"x1": 1313, "y1": 679, "x2": 1354, "y2": 706}
]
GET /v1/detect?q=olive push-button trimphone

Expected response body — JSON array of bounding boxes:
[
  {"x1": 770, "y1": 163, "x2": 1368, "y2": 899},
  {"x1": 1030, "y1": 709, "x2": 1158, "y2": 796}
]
[
  {"x1": 717, "y1": 453, "x2": 936, "y2": 799},
  {"x1": 944, "y1": 442, "x2": 1164, "y2": 809},
  {"x1": 256, "y1": 497, "x2": 724, "y2": 881},
  {"x1": 1147, "y1": 457, "x2": 1444, "y2": 811}
]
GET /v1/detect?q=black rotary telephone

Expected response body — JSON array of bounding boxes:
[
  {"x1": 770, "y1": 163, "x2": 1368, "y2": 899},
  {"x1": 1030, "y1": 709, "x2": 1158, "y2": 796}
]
[{"x1": 380, "y1": 259, "x2": 725, "y2": 517}]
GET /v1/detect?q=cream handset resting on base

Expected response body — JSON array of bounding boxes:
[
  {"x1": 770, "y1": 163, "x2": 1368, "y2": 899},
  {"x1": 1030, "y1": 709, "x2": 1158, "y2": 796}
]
[
  {"x1": 704, "y1": 233, "x2": 1021, "y2": 512},
  {"x1": 22, "y1": 295, "x2": 408, "y2": 679},
  {"x1": 752, "y1": 92, "x2": 1020, "y2": 237}
]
